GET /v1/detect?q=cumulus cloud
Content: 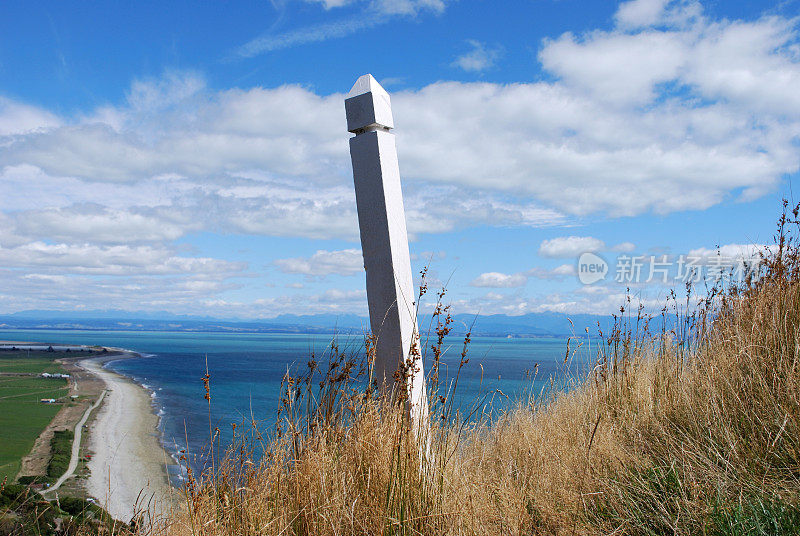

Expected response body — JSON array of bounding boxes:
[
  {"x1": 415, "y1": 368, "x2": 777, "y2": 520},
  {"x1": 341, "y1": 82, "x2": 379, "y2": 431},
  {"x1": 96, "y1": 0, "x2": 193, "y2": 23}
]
[
  {"x1": 0, "y1": 242, "x2": 246, "y2": 276},
  {"x1": 2, "y1": 84, "x2": 347, "y2": 184},
  {"x1": 544, "y1": 264, "x2": 576, "y2": 277},
  {"x1": 616, "y1": 0, "x2": 669, "y2": 28},
  {"x1": 614, "y1": 0, "x2": 700, "y2": 29},
  {"x1": 539, "y1": 236, "x2": 605, "y2": 258},
  {"x1": 612, "y1": 242, "x2": 636, "y2": 252},
  {"x1": 470, "y1": 264, "x2": 576, "y2": 288},
  {"x1": 470, "y1": 272, "x2": 528, "y2": 288},
  {"x1": 446, "y1": 286, "x2": 670, "y2": 316},
  {"x1": 0, "y1": 165, "x2": 190, "y2": 213},
  {"x1": 451, "y1": 40, "x2": 503, "y2": 72},
  {"x1": 537, "y1": 237, "x2": 637, "y2": 258},
  {"x1": 274, "y1": 249, "x2": 364, "y2": 277},
  {"x1": 0, "y1": 98, "x2": 61, "y2": 136},
  {"x1": 13, "y1": 205, "x2": 188, "y2": 244}
]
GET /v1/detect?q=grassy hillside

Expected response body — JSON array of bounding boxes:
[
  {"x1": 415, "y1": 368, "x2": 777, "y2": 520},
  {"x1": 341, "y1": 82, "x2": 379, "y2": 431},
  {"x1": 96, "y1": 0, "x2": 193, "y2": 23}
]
[{"x1": 0, "y1": 484, "x2": 120, "y2": 535}]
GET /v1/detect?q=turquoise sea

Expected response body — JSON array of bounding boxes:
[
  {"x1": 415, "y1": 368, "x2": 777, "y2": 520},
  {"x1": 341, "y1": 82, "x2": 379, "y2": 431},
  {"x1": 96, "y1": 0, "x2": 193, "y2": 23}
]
[{"x1": 0, "y1": 329, "x2": 590, "y2": 480}]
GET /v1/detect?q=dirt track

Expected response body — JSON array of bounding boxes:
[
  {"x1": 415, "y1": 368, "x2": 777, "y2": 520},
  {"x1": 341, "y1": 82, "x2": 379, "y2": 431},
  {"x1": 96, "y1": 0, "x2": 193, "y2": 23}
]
[{"x1": 16, "y1": 354, "x2": 119, "y2": 480}]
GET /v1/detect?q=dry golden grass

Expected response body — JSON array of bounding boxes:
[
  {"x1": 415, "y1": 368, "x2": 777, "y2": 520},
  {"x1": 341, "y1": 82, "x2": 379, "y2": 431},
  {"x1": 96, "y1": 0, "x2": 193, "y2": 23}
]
[{"x1": 116, "y1": 206, "x2": 800, "y2": 536}]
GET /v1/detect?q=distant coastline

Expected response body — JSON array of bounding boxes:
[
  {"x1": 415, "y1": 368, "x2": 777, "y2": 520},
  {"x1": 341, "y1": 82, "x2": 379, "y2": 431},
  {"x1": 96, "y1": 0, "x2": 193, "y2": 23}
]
[{"x1": 0, "y1": 310, "x2": 615, "y2": 338}]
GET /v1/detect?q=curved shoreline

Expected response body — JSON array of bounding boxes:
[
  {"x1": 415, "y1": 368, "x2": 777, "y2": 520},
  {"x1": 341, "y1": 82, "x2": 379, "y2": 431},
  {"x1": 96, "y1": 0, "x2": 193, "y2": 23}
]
[{"x1": 78, "y1": 355, "x2": 175, "y2": 523}]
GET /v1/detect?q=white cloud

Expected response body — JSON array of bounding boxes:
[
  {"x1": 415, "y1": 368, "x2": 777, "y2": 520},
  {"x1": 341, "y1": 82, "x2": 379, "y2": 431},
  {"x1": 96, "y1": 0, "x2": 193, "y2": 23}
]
[
  {"x1": 309, "y1": 0, "x2": 355, "y2": 8},
  {"x1": 539, "y1": 30, "x2": 689, "y2": 106},
  {"x1": 616, "y1": 0, "x2": 668, "y2": 28},
  {"x1": 212, "y1": 183, "x2": 360, "y2": 241},
  {"x1": 550, "y1": 264, "x2": 577, "y2": 276},
  {"x1": 539, "y1": 236, "x2": 605, "y2": 258},
  {"x1": 0, "y1": 269, "x2": 248, "y2": 317},
  {"x1": 0, "y1": 242, "x2": 246, "y2": 276},
  {"x1": 446, "y1": 286, "x2": 669, "y2": 316},
  {"x1": 452, "y1": 40, "x2": 503, "y2": 72},
  {"x1": 402, "y1": 184, "x2": 565, "y2": 236},
  {"x1": 2, "y1": 84, "x2": 347, "y2": 184},
  {"x1": 470, "y1": 271, "x2": 528, "y2": 288},
  {"x1": 306, "y1": 0, "x2": 444, "y2": 14},
  {"x1": 685, "y1": 17, "x2": 800, "y2": 118},
  {"x1": 0, "y1": 165, "x2": 190, "y2": 212},
  {"x1": 614, "y1": 0, "x2": 698, "y2": 29},
  {"x1": 236, "y1": 14, "x2": 385, "y2": 57},
  {"x1": 382, "y1": 0, "x2": 445, "y2": 15},
  {"x1": 0, "y1": 98, "x2": 61, "y2": 136},
  {"x1": 392, "y1": 83, "x2": 795, "y2": 215},
  {"x1": 411, "y1": 250, "x2": 446, "y2": 262},
  {"x1": 612, "y1": 242, "x2": 636, "y2": 252},
  {"x1": 237, "y1": 0, "x2": 446, "y2": 57},
  {"x1": 687, "y1": 243, "x2": 768, "y2": 262},
  {"x1": 542, "y1": 1, "x2": 800, "y2": 118},
  {"x1": 126, "y1": 71, "x2": 206, "y2": 113},
  {"x1": 318, "y1": 288, "x2": 365, "y2": 301},
  {"x1": 470, "y1": 264, "x2": 576, "y2": 288},
  {"x1": 0, "y1": 277, "x2": 366, "y2": 318},
  {"x1": 13, "y1": 205, "x2": 188, "y2": 244},
  {"x1": 0, "y1": 213, "x2": 28, "y2": 248},
  {"x1": 274, "y1": 249, "x2": 364, "y2": 276},
  {"x1": 246, "y1": 288, "x2": 369, "y2": 316}
]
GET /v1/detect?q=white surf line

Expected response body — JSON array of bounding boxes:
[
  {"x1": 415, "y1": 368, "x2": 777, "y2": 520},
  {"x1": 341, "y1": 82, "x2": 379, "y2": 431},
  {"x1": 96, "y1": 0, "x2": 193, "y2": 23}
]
[{"x1": 44, "y1": 389, "x2": 107, "y2": 494}]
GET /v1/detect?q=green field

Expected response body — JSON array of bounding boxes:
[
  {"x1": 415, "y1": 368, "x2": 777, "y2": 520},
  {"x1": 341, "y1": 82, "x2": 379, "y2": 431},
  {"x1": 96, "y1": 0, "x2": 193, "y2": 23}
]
[
  {"x1": 0, "y1": 352, "x2": 71, "y2": 482},
  {"x1": 0, "y1": 350, "x2": 93, "y2": 374}
]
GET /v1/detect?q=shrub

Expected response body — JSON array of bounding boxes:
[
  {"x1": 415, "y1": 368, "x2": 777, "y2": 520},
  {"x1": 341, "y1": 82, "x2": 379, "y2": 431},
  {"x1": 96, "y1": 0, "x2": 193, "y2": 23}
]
[{"x1": 45, "y1": 429, "x2": 74, "y2": 479}]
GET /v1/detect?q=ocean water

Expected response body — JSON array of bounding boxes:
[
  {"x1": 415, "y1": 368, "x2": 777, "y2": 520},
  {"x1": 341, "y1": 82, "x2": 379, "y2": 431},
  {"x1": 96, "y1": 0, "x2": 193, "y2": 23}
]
[{"x1": 0, "y1": 329, "x2": 590, "y2": 480}]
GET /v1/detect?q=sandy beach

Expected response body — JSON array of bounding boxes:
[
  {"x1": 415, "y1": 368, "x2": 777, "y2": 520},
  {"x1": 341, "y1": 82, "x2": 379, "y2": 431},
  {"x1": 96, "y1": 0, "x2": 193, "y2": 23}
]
[{"x1": 79, "y1": 357, "x2": 174, "y2": 523}]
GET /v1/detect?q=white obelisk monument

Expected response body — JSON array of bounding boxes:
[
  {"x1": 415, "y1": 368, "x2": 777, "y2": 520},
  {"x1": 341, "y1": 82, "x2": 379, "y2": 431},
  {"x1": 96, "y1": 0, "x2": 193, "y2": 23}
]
[{"x1": 345, "y1": 74, "x2": 427, "y2": 425}]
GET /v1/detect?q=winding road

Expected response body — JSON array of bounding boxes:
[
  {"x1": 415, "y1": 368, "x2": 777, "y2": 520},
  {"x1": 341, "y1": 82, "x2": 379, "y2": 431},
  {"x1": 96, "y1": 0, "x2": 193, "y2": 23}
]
[{"x1": 44, "y1": 389, "x2": 107, "y2": 494}]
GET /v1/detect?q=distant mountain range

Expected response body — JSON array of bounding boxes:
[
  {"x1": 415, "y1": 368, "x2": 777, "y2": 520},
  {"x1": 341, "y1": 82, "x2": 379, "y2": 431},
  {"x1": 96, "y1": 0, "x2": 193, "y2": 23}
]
[{"x1": 0, "y1": 309, "x2": 617, "y2": 337}]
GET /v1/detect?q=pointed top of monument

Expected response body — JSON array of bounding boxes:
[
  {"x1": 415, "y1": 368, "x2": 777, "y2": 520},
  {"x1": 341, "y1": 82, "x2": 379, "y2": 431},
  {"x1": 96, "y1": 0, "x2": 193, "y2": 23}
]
[
  {"x1": 347, "y1": 74, "x2": 390, "y2": 101},
  {"x1": 344, "y1": 74, "x2": 394, "y2": 133}
]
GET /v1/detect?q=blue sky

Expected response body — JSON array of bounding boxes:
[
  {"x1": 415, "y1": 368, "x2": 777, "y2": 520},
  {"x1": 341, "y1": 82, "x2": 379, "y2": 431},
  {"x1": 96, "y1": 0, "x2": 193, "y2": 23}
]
[{"x1": 0, "y1": 0, "x2": 798, "y2": 318}]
